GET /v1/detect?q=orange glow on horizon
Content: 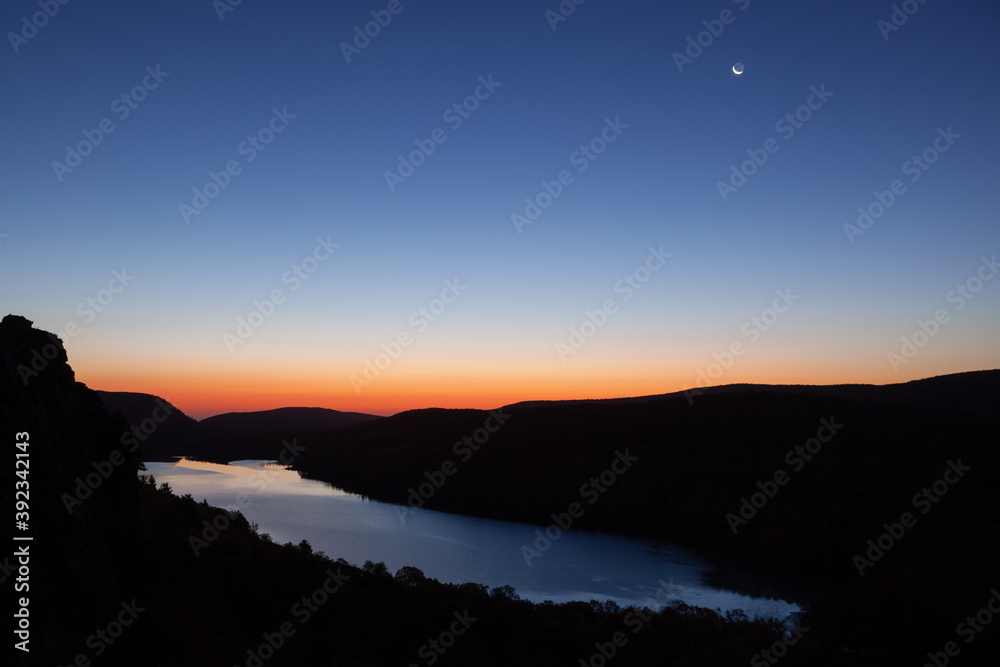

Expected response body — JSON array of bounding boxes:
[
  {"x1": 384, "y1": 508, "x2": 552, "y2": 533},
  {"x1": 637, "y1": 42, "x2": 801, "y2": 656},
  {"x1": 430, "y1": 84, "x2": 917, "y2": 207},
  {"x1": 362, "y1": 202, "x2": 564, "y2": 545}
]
[{"x1": 75, "y1": 358, "x2": 995, "y2": 421}]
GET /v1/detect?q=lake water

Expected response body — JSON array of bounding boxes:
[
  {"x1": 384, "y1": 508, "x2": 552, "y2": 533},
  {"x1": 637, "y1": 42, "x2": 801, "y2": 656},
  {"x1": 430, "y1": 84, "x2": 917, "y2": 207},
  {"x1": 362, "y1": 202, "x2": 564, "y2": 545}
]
[{"x1": 143, "y1": 458, "x2": 800, "y2": 620}]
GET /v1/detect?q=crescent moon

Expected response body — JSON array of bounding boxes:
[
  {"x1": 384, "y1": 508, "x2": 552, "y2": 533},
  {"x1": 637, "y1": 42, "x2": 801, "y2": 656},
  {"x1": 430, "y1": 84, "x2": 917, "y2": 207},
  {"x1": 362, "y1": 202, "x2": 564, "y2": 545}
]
[{"x1": 733, "y1": 63, "x2": 744, "y2": 75}]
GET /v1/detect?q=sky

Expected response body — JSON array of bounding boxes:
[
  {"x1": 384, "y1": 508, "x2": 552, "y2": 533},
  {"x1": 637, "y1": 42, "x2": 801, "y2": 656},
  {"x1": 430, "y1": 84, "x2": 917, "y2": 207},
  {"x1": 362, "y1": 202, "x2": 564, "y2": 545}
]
[{"x1": 2, "y1": 0, "x2": 998, "y2": 419}]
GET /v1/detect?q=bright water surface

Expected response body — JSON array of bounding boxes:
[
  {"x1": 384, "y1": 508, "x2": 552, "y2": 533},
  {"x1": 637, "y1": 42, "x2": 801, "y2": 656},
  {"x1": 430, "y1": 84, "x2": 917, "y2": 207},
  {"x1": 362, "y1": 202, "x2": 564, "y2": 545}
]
[{"x1": 143, "y1": 458, "x2": 800, "y2": 620}]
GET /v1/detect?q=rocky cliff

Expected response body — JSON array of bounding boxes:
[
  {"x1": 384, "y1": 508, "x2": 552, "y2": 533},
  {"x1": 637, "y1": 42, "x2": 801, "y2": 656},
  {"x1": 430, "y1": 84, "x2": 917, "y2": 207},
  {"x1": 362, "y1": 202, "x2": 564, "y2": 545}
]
[{"x1": 1, "y1": 315, "x2": 143, "y2": 666}]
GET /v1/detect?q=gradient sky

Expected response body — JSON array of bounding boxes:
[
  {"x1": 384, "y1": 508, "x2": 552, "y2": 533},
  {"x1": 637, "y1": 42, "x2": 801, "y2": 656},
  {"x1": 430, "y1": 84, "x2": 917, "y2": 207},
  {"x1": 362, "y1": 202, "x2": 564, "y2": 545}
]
[{"x1": 2, "y1": 0, "x2": 998, "y2": 419}]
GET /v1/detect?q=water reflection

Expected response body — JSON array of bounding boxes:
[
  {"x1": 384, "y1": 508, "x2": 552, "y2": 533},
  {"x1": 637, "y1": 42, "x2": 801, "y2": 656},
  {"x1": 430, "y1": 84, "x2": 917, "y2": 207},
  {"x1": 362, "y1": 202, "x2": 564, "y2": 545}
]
[{"x1": 144, "y1": 458, "x2": 800, "y2": 620}]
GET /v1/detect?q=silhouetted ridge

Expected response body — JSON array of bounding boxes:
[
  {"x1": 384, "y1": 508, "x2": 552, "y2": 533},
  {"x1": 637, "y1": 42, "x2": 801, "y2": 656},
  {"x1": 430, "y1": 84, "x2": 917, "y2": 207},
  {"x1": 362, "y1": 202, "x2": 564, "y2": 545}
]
[
  {"x1": 1, "y1": 315, "x2": 143, "y2": 666},
  {"x1": 200, "y1": 406, "x2": 378, "y2": 433},
  {"x1": 91, "y1": 396, "x2": 380, "y2": 462},
  {"x1": 291, "y1": 378, "x2": 1000, "y2": 664},
  {"x1": 96, "y1": 390, "x2": 203, "y2": 458},
  {"x1": 504, "y1": 369, "x2": 1000, "y2": 417},
  {"x1": 3, "y1": 314, "x2": 838, "y2": 666}
]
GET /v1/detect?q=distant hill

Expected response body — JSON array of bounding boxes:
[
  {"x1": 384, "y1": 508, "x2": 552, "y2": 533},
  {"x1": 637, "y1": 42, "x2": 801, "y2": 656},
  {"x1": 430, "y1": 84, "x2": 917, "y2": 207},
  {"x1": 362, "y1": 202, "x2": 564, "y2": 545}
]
[
  {"x1": 506, "y1": 369, "x2": 1000, "y2": 417},
  {"x1": 96, "y1": 392, "x2": 380, "y2": 461},
  {"x1": 673, "y1": 369, "x2": 1000, "y2": 417},
  {"x1": 201, "y1": 406, "x2": 378, "y2": 434},
  {"x1": 290, "y1": 369, "x2": 1000, "y2": 663},
  {"x1": 96, "y1": 391, "x2": 203, "y2": 457},
  {"x1": 192, "y1": 407, "x2": 380, "y2": 462},
  {"x1": 100, "y1": 370, "x2": 1000, "y2": 462}
]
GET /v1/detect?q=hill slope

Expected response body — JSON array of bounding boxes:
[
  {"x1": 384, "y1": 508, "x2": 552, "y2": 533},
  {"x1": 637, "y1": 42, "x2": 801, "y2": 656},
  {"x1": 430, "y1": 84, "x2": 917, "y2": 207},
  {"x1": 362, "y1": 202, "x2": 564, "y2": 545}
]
[
  {"x1": 291, "y1": 374, "x2": 1000, "y2": 662},
  {"x1": 96, "y1": 393, "x2": 380, "y2": 461},
  {"x1": 200, "y1": 406, "x2": 378, "y2": 433},
  {"x1": 96, "y1": 390, "x2": 203, "y2": 457},
  {"x1": 507, "y1": 369, "x2": 1000, "y2": 417},
  {"x1": 2, "y1": 314, "x2": 832, "y2": 666}
]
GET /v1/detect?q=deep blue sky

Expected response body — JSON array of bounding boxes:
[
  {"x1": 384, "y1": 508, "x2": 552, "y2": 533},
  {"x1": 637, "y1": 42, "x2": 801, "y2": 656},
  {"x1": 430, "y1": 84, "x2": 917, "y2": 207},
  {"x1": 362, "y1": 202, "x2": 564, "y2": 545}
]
[{"x1": 2, "y1": 0, "x2": 998, "y2": 417}]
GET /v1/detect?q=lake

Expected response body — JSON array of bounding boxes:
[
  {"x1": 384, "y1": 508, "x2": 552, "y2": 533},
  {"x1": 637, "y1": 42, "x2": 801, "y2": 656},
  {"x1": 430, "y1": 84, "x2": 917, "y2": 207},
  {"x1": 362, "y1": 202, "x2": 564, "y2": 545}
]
[{"x1": 142, "y1": 458, "x2": 801, "y2": 620}]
